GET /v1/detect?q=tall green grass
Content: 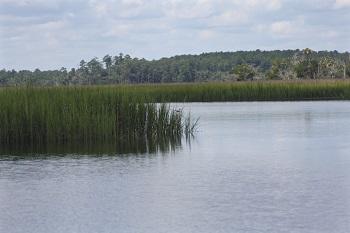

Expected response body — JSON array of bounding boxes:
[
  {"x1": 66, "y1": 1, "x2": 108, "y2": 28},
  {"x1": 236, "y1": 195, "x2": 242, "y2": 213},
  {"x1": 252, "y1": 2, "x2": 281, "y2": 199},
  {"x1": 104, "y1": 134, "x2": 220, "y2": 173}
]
[
  {"x1": 120, "y1": 80, "x2": 350, "y2": 102},
  {"x1": 1, "y1": 80, "x2": 349, "y2": 154},
  {"x1": 0, "y1": 86, "x2": 193, "y2": 154}
]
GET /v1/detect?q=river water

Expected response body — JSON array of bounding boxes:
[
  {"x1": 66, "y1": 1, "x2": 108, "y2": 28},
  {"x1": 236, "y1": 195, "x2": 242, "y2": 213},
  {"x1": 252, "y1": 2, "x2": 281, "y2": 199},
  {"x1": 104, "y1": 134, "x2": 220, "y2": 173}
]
[{"x1": 1, "y1": 102, "x2": 350, "y2": 233}]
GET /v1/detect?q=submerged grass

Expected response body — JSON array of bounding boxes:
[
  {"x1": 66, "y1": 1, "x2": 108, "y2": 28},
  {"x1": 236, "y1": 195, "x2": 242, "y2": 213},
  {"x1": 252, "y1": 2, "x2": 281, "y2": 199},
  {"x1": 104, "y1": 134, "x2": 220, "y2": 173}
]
[{"x1": 1, "y1": 80, "x2": 349, "y2": 154}]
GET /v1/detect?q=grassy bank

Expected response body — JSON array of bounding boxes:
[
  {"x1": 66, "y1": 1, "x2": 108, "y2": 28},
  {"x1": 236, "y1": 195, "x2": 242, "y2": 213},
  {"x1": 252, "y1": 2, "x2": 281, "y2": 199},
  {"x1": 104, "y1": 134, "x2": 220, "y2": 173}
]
[
  {"x1": 123, "y1": 80, "x2": 350, "y2": 102},
  {"x1": 1, "y1": 80, "x2": 349, "y2": 153}
]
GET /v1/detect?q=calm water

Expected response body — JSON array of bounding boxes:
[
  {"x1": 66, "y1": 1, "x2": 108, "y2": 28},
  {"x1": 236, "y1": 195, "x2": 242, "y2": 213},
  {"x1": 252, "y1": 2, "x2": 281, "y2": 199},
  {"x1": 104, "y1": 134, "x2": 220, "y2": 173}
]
[{"x1": 1, "y1": 102, "x2": 350, "y2": 233}]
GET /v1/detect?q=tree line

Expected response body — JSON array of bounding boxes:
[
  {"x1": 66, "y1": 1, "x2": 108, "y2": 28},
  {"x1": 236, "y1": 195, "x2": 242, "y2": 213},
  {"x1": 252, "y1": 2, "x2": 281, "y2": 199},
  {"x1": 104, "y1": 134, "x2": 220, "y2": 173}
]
[{"x1": 1, "y1": 49, "x2": 350, "y2": 86}]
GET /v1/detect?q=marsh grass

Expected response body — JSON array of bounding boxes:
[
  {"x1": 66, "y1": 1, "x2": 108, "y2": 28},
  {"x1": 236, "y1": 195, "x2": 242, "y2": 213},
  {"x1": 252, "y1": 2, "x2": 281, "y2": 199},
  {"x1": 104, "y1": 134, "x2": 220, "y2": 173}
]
[
  {"x1": 125, "y1": 80, "x2": 350, "y2": 102},
  {"x1": 0, "y1": 86, "x2": 191, "y2": 154},
  {"x1": 1, "y1": 80, "x2": 350, "y2": 154}
]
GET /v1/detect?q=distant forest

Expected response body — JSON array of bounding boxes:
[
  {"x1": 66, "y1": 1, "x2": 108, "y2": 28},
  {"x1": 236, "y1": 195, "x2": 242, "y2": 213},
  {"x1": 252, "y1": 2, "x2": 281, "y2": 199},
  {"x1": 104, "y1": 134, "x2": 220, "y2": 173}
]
[{"x1": 1, "y1": 49, "x2": 350, "y2": 86}]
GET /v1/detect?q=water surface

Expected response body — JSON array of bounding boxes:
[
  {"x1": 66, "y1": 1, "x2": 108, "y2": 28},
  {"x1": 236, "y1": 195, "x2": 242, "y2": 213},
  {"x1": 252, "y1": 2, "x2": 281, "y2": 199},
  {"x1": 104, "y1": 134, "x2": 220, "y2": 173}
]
[{"x1": 1, "y1": 101, "x2": 350, "y2": 233}]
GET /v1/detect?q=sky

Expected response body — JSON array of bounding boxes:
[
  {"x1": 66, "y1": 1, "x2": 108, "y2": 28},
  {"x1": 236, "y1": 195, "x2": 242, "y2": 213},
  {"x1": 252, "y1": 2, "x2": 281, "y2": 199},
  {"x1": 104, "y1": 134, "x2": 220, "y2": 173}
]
[{"x1": 0, "y1": 0, "x2": 349, "y2": 70}]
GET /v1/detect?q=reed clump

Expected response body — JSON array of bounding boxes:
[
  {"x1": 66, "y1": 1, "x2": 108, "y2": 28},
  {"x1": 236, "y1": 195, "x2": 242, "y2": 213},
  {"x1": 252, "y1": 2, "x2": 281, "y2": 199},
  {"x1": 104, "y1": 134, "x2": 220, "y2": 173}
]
[{"x1": 0, "y1": 86, "x2": 193, "y2": 153}]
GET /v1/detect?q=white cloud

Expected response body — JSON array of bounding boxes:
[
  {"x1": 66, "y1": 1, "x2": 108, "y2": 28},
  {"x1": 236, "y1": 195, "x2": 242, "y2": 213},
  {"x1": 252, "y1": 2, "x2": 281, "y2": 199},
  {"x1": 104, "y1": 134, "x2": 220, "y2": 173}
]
[
  {"x1": 265, "y1": 0, "x2": 282, "y2": 10},
  {"x1": 334, "y1": 0, "x2": 350, "y2": 8},
  {"x1": 0, "y1": 0, "x2": 73, "y2": 8},
  {"x1": 244, "y1": 0, "x2": 282, "y2": 10},
  {"x1": 323, "y1": 30, "x2": 340, "y2": 38},
  {"x1": 198, "y1": 29, "x2": 216, "y2": 40},
  {"x1": 268, "y1": 17, "x2": 305, "y2": 36},
  {"x1": 209, "y1": 10, "x2": 249, "y2": 27},
  {"x1": 270, "y1": 21, "x2": 295, "y2": 35},
  {"x1": 163, "y1": 0, "x2": 215, "y2": 19},
  {"x1": 0, "y1": 0, "x2": 40, "y2": 5},
  {"x1": 1, "y1": 0, "x2": 349, "y2": 70},
  {"x1": 94, "y1": 2, "x2": 108, "y2": 16},
  {"x1": 103, "y1": 24, "x2": 131, "y2": 37}
]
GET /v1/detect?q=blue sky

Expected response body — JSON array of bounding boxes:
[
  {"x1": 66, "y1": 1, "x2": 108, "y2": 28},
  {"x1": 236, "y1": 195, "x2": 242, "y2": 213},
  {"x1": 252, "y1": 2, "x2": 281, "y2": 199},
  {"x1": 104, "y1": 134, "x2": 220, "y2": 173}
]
[{"x1": 0, "y1": 0, "x2": 349, "y2": 70}]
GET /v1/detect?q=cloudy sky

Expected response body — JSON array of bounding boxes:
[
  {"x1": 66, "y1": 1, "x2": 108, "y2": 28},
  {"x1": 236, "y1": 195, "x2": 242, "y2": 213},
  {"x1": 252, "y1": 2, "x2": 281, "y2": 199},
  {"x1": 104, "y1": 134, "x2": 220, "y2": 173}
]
[{"x1": 0, "y1": 0, "x2": 349, "y2": 70}]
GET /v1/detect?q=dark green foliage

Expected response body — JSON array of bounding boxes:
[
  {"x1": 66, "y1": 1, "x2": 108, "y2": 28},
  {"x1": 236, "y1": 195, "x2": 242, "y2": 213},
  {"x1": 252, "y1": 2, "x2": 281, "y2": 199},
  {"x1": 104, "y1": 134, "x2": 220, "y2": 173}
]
[
  {"x1": 1, "y1": 50, "x2": 349, "y2": 86},
  {"x1": 294, "y1": 60, "x2": 319, "y2": 79},
  {"x1": 266, "y1": 60, "x2": 291, "y2": 80},
  {"x1": 233, "y1": 64, "x2": 256, "y2": 81}
]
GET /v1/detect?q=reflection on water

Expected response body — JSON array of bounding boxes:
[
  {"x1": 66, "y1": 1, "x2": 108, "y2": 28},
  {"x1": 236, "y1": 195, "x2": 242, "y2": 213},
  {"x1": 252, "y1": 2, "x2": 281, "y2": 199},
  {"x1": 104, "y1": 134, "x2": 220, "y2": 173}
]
[
  {"x1": 0, "y1": 102, "x2": 349, "y2": 233},
  {"x1": 0, "y1": 134, "x2": 186, "y2": 157}
]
